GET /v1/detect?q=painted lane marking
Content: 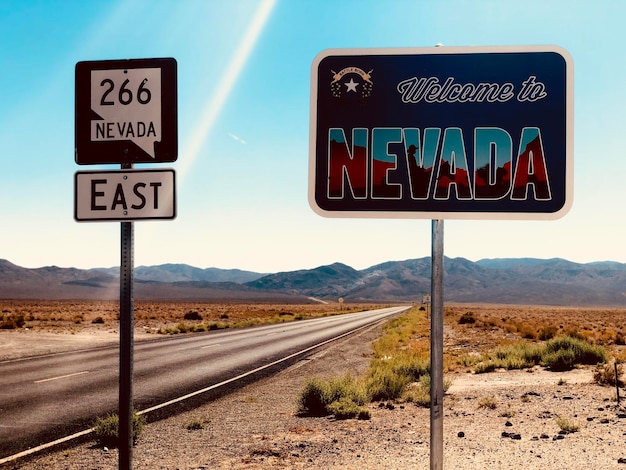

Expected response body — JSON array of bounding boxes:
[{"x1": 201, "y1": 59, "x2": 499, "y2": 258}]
[
  {"x1": 34, "y1": 371, "x2": 90, "y2": 384},
  {"x1": 200, "y1": 344, "x2": 221, "y2": 350}
]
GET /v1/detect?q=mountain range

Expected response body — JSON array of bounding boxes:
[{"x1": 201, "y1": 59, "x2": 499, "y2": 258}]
[{"x1": 0, "y1": 257, "x2": 625, "y2": 306}]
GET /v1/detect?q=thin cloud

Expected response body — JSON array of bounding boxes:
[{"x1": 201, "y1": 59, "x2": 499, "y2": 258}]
[{"x1": 228, "y1": 133, "x2": 247, "y2": 145}]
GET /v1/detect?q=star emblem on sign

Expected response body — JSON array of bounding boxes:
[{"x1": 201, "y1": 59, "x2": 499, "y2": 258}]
[
  {"x1": 345, "y1": 78, "x2": 359, "y2": 92},
  {"x1": 330, "y1": 67, "x2": 373, "y2": 98}
]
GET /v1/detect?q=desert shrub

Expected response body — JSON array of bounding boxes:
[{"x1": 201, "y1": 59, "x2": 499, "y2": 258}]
[
  {"x1": 327, "y1": 397, "x2": 370, "y2": 420},
  {"x1": 185, "y1": 418, "x2": 208, "y2": 430},
  {"x1": 541, "y1": 336, "x2": 606, "y2": 371},
  {"x1": 402, "y1": 380, "x2": 430, "y2": 406},
  {"x1": 475, "y1": 343, "x2": 542, "y2": 372},
  {"x1": 563, "y1": 329, "x2": 586, "y2": 341},
  {"x1": 93, "y1": 411, "x2": 145, "y2": 448},
  {"x1": 615, "y1": 332, "x2": 626, "y2": 346},
  {"x1": 297, "y1": 378, "x2": 330, "y2": 416},
  {"x1": 555, "y1": 416, "x2": 579, "y2": 433},
  {"x1": 516, "y1": 322, "x2": 537, "y2": 339},
  {"x1": 541, "y1": 349, "x2": 577, "y2": 372},
  {"x1": 401, "y1": 374, "x2": 452, "y2": 407},
  {"x1": 297, "y1": 373, "x2": 368, "y2": 418},
  {"x1": 0, "y1": 314, "x2": 25, "y2": 329},
  {"x1": 390, "y1": 354, "x2": 430, "y2": 382},
  {"x1": 478, "y1": 396, "x2": 497, "y2": 409},
  {"x1": 366, "y1": 361, "x2": 412, "y2": 401},
  {"x1": 456, "y1": 354, "x2": 481, "y2": 368},
  {"x1": 474, "y1": 360, "x2": 499, "y2": 374},
  {"x1": 92, "y1": 316, "x2": 105, "y2": 324},
  {"x1": 183, "y1": 311, "x2": 202, "y2": 321},
  {"x1": 538, "y1": 325, "x2": 558, "y2": 340},
  {"x1": 593, "y1": 362, "x2": 624, "y2": 386},
  {"x1": 458, "y1": 311, "x2": 476, "y2": 324}
]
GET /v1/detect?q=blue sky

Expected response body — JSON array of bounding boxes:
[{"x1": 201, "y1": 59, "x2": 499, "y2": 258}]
[{"x1": 0, "y1": 0, "x2": 624, "y2": 272}]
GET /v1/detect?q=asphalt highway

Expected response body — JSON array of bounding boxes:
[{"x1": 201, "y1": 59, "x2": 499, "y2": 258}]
[{"x1": 0, "y1": 305, "x2": 409, "y2": 459}]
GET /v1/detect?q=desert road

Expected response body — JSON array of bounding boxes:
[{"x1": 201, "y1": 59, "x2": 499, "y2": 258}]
[{"x1": 0, "y1": 305, "x2": 409, "y2": 459}]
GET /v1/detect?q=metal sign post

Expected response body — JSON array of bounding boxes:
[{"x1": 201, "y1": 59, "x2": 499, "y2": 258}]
[
  {"x1": 119, "y1": 216, "x2": 134, "y2": 469},
  {"x1": 308, "y1": 45, "x2": 573, "y2": 469},
  {"x1": 430, "y1": 219, "x2": 444, "y2": 469},
  {"x1": 74, "y1": 57, "x2": 178, "y2": 470}
]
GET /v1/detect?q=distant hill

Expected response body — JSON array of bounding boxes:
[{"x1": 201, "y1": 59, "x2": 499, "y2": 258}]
[
  {"x1": 1, "y1": 257, "x2": 625, "y2": 306},
  {"x1": 95, "y1": 263, "x2": 265, "y2": 283}
]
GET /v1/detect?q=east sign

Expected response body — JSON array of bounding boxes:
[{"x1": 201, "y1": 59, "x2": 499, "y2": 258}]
[
  {"x1": 74, "y1": 169, "x2": 176, "y2": 221},
  {"x1": 309, "y1": 46, "x2": 573, "y2": 219},
  {"x1": 75, "y1": 58, "x2": 177, "y2": 164}
]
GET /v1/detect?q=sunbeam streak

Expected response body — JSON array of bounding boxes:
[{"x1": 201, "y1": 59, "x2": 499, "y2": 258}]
[{"x1": 177, "y1": 0, "x2": 276, "y2": 180}]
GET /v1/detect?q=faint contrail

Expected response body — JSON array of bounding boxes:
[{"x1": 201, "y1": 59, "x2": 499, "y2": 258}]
[{"x1": 177, "y1": 0, "x2": 276, "y2": 179}]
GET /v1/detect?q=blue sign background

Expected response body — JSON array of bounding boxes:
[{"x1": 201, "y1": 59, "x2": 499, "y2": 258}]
[{"x1": 309, "y1": 46, "x2": 573, "y2": 219}]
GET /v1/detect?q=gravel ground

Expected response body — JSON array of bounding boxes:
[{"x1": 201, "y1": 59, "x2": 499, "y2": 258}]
[{"x1": 4, "y1": 323, "x2": 626, "y2": 469}]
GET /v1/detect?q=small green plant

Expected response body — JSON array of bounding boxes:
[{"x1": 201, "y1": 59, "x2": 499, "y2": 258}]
[
  {"x1": 297, "y1": 373, "x2": 368, "y2": 418},
  {"x1": 92, "y1": 411, "x2": 145, "y2": 448},
  {"x1": 542, "y1": 336, "x2": 606, "y2": 371},
  {"x1": 185, "y1": 418, "x2": 208, "y2": 431},
  {"x1": 555, "y1": 416, "x2": 579, "y2": 433},
  {"x1": 327, "y1": 397, "x2": 370, "y2": 420},
  {"x1": 366, "y1": 359, "x2": 417, "y2": 401},
  {"x1": 400, "y1": 374, "x2": 452, "y2": 408},
  {"x1": 478, "y1": 396, "x2": 497, "y2": 410},
  {"x1": 499, "y1": 406, "x2": 517, "y2": 418}
]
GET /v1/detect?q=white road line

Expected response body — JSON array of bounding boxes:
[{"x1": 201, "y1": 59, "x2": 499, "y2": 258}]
[
  {"x1": 200, "y1": 344, "x2": 221, "y2": 350},
  {"x1": 34, "y1": 371, "x2": 90, "y2": 384}
]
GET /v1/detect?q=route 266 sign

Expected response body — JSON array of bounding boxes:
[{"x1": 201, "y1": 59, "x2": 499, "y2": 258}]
[
  {"x1": 75, "y1": 58, "x2": 177, "y2": 164},
  {"x1": 309, "y1": 46, "x2": 573, "y2": 220}
]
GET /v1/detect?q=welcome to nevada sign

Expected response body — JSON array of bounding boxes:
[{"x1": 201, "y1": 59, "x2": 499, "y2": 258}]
[{"x1": 309, "y1": 46, "x2": 573, "y2": 220}]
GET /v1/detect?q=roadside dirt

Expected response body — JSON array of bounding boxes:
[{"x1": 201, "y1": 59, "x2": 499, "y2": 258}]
[{"x1": 3, "y1": 320, "x2": 626, "y2": 469}]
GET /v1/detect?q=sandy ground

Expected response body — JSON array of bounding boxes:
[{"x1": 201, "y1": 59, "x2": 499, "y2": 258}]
[{"x1": 2, "y1": 323, "x2": 626, "y2": 469}]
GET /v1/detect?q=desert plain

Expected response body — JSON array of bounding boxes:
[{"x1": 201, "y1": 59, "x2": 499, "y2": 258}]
[{"x1": 1, "y1": 300, "x2": 626, "y2": 469}]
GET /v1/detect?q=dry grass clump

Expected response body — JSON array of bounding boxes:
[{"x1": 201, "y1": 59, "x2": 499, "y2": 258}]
[
  {"x1": 297, "y1": 373, "x2": 370, "y2": 420},
  {"x1": 593, "y1": 361, "x2": 624, "y2": 386},
  {"x1": 92, "y1": 411, "x2": 145, "y2": 448}
]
